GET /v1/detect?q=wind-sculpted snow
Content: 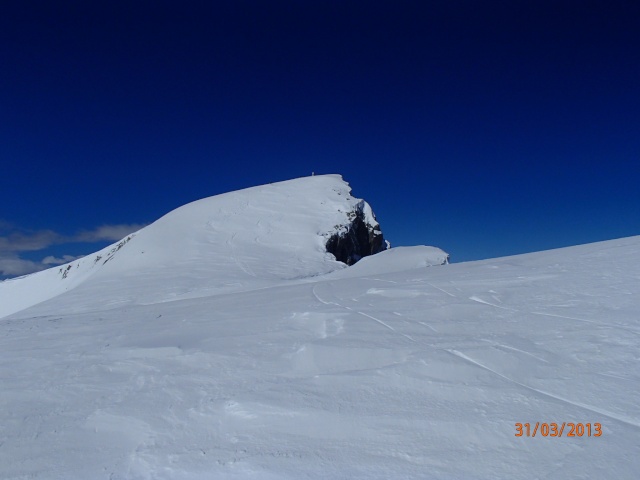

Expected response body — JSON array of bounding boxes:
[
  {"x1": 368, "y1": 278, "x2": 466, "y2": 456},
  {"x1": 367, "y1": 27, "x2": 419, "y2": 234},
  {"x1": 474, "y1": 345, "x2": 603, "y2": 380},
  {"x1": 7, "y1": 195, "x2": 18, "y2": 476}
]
[
  {"x1": 325, "y1": 245, "x2": 449, "y2": 279},
  {"x1": 0, "y1": 175, "x2": 383, "y2": 318},
  {"x1": 1, "y1": 233, "x2": 639, "y2": 479}
]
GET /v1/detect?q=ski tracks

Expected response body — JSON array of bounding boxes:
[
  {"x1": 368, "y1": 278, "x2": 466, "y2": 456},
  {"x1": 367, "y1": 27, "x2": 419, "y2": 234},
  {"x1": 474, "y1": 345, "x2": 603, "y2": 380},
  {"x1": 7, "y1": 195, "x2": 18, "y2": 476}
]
[
  {"x1": 427, "y1": 282, "x2": 457, "y2": 298},
  {"x1": 312, "y1": 283, "x2": 415, "y2": 342},
  {"x1": 312, "y1": 278, "x2": 640, "y2": 432},
  {"x1": 447, "y1": 349, "x2": 640, "y2": 430}
]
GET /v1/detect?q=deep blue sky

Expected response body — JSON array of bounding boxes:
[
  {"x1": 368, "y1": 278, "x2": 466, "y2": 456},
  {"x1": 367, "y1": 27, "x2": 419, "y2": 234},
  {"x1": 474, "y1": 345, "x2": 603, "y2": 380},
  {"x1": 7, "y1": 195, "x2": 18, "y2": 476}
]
[{"x1": 1, "y1": 1, "x2": 639, "y2": 276}]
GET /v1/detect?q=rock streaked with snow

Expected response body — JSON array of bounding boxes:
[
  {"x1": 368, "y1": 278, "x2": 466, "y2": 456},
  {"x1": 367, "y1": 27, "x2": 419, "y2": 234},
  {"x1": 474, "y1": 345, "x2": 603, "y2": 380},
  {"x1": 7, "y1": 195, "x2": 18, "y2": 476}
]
[{"x1": 324, "y1": 199, "x2": 388, "y2": 265}]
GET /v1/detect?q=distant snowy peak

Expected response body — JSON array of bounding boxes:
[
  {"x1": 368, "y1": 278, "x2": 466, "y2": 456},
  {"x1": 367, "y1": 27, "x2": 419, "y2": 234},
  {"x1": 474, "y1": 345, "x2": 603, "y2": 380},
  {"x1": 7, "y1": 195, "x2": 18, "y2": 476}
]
[{"x1": 0, "y1": 175, "x2": 390, "y2": 318}]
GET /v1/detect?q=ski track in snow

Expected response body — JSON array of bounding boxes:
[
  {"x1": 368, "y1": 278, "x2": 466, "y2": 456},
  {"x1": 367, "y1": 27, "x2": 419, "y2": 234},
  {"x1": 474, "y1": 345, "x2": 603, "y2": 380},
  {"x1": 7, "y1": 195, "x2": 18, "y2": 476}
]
[
  {"x1": 426, "y1": 282, "x2": 457, "y2": 297},
  {"x1": 312, "y1": 283, "x2": 415, "y2": 342},
  {"x1": 468, "y1": 295, "x2": 516, "y2": 311},
  {"x1": 315, "y1": 274, "x2": 640, "y2": 434},
  {"x1": 531, "y1": 310, "x2": 640, "y2": 336},
  {"x1": 480, "y1": 340, "x2": 549, "y2": 363},
  {"x1": 447, "y1": 349, "x2": 640, "y2": 429}
]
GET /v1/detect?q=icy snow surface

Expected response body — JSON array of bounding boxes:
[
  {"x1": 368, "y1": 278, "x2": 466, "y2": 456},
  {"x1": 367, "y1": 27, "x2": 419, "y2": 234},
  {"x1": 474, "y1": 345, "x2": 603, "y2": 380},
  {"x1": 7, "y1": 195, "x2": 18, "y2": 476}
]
[{"x1": 1, "y1": 175, "x2": 639, "y2": 479}]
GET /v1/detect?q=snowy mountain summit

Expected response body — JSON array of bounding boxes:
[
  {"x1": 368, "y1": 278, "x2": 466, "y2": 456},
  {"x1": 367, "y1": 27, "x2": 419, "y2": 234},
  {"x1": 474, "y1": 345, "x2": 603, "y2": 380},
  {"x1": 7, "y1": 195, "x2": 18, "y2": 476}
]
[
  {"x1": 0, "y1": 175, "x2": 444, "y2": 319},
  {"x1": 1, "y1": 176, "x2": 639, "y2": 479}
]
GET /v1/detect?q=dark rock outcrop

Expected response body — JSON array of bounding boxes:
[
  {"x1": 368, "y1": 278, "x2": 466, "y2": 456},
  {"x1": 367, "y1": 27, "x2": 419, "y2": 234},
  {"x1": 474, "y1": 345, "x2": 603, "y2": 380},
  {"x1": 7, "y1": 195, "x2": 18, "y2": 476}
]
[{"x1": 325, "y1": 201, "x2": 387, "y2": 265}]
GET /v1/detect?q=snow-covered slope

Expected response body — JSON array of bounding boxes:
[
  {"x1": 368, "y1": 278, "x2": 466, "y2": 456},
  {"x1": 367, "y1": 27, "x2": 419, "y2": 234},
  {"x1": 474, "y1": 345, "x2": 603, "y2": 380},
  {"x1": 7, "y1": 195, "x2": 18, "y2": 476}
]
[
  {"x1": 0, "y1": 174, "x2": 384, "y2": 318},
  {"x1": 327, "y1": 245, "x2": 449, "y2": 279},
  {"x1": 1, "y1": 178, "x2": 639, "y2": 479}
]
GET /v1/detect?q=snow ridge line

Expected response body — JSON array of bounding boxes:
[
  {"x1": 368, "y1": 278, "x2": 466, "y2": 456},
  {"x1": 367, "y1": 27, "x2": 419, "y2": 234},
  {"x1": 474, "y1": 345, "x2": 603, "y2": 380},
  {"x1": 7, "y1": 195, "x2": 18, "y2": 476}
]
[
  {"x1": 447, "y1": 349, "x2": 640, "y2": 429},
  {"x1": 531, "y1": 311, "x2": 640, "y2": 336},
  {"x1": 427, "y1": 282, "x2": 456, "y2": 297}
]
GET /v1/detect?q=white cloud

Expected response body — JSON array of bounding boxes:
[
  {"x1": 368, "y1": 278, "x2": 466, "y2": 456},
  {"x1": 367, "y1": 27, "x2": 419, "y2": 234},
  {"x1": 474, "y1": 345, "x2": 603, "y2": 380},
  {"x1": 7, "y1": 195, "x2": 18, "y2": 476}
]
[
  {"x1": 0, "y1": 223, "x2": 146, "y2": 254},
  {"x1": 42, "y1": 255, "x2": 84, "y2": 266},
  {"x1": 0, "y1": 256, "x2": 46, "y2": 276},
  {"x1": 74, "y1": 224, "x2": 146, "y2": 243},
  {"x1": 0, "y1": 222, "x2": 147, "y2": 278},
  {"x1": 0, "y1": 230, "x2": 61, "y2": 253}
]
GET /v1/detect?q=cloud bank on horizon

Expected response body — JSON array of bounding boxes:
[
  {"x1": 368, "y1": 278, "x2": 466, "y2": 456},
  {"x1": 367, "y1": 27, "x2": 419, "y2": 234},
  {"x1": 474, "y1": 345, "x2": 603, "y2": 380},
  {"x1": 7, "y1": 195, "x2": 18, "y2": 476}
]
[{"x1": 0, "y1": 222, "x2": 146, "y2": 277}]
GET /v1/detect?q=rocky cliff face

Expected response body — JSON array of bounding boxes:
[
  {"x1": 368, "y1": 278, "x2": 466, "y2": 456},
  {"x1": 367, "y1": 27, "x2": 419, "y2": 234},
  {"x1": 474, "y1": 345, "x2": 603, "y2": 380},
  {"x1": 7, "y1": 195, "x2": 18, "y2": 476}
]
[{"x1": 325, "y1": 200, "x2": 387, "y2": 265}]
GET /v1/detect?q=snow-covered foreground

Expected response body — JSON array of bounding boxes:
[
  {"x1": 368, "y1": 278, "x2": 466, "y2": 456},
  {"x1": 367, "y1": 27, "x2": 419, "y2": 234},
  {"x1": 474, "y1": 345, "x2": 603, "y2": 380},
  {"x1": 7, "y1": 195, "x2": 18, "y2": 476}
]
[{"x1": 1, "y1": 177, "x2": 639, "y2": 479}]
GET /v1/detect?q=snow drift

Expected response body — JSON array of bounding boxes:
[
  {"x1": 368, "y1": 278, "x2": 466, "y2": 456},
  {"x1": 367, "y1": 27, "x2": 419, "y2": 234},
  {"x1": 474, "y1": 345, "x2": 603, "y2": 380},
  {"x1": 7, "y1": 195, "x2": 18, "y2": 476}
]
[
  {"x1": 0, "y1": 175, "x2": 392, "y2": 318},
  {"x1": 2, "y1": 175, "x2": 637, "y2": 479}
]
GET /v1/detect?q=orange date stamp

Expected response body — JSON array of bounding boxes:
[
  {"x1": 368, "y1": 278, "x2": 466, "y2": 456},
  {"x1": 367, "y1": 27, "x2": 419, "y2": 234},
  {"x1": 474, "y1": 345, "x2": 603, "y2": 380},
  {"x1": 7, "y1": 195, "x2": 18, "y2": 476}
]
[{"x1": 515, "y1": 422, "x2": 602, "y2": 437}]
